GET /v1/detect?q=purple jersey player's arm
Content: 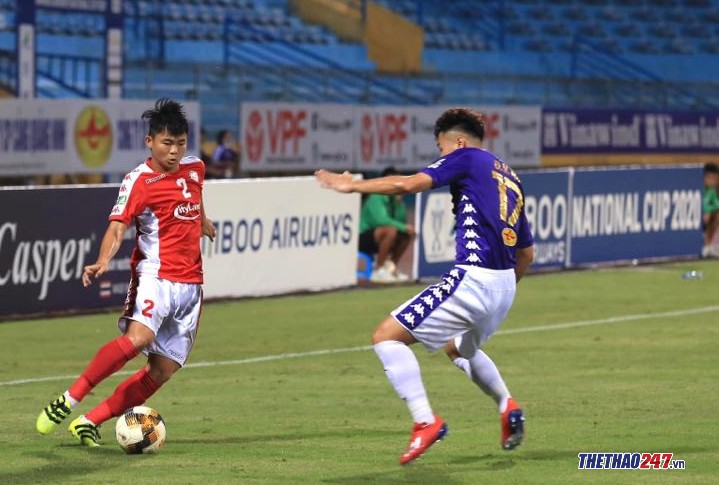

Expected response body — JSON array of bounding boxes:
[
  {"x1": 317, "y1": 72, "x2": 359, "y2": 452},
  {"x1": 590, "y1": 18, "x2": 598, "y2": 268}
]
[
  {"x1": 515, "y1": 246, "x2": 534, "y2": 282},
  {"x1": 315, "y1": 170, "x2": 433, "y2": 195}
]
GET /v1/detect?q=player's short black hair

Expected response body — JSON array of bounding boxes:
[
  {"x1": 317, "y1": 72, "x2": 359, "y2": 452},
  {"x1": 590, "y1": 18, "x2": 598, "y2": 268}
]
[
  {"x1": 704, "y1": 162, "x2": 718, "y2": 174},
  {"x1": 433, "y1": 107, "x2": 485, "y2": 141},
  {"x1": 142, "y1": 98, "x2": 189, "y2": 137}
]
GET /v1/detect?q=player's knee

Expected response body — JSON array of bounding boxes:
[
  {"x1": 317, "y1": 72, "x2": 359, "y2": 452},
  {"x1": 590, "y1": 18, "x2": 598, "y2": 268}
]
[
  {"x1": 371, "y1": 327, "x2": 386, "y2": 345},
  {"x1": 372, "y1": 322, "x2": 396, "y2": 345},
  {"x1": 147, "y1": 367, "x2": 173, "y2": 385},
  {"x1": 376, "y1": 226, "x2": 398, "y2": 241},
  {"x1": 126, "y1": 333, "x2": 154, "y2": 350},
  {"x1": 372, "y1": 317, "x2": 415, "y2": 345},
  {"x1": 147, "y1": 360, "x2": 179, "y2": 384},
  {"x1": 125, "y1": 320, "x2": 156, "y2": 349},
  {"x1": 443, "y1": 341, "x2": 461, "y2": 361}
]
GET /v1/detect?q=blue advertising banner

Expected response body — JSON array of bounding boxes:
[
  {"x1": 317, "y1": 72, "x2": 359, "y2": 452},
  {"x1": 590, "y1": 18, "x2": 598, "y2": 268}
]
[
  {"x1": 0, "y1": 186, "x2": 132, "y2": 318},
  {"x1": 521, "y1": 170, "x2": 571, "y2": 269},
  {"x1": 415, "y1": 166, "x2": 703, "y2": 279},
  {"x1": 542, "y1": 108, "x2": 719, "y2": 154},
  {"x1": 569, "y1": 167, "x2": 702, "y2": 265},
  {"x1": 414, "y1": 186, "x2": 455, "y2": 279}
]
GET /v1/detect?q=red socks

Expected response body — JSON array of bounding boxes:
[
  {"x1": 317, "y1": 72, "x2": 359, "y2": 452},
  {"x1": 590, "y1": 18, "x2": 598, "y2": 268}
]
[
  {"x1": 85, "y1": 368, "x2": 161, "y2": 425},
  {"x1": 68, "y1": 335, "x2": 140, "y2": 402}
]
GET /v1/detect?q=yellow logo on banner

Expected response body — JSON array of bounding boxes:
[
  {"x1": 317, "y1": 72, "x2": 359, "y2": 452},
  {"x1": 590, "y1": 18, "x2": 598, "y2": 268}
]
[{"x1": 74, "y1": 105, "x2": 113, "y2": 168}]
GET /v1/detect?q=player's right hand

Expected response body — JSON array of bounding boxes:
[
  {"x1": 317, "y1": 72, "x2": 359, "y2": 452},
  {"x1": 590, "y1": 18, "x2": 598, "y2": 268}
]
[
  {"x1": 82, "y1": 262, "x2": 109, "y2": 287},
  {"x1": 315, "y1": 169, "x2": 355, "y2": 193}
]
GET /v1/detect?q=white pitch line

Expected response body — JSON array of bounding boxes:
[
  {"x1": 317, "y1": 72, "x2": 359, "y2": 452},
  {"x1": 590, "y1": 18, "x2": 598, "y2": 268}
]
[{"x1": 3, "y1": 305, "x2": 718, "y2": 388}]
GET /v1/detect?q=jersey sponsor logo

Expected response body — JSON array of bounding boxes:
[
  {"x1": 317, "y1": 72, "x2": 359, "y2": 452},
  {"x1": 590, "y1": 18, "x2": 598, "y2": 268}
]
[
  {"x1": 74, "y1": 105, "x2": 113, "y2": 168},
  {"x1": 145, "y1": 173, "x2": 167, "y2": 185},
  {"x1": 173, "y1": 201, "x2": 201, "y2": 221}
]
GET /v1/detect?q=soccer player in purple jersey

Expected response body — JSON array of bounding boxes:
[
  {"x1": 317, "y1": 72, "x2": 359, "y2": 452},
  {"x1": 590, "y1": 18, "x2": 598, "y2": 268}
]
[{"x1": 315, "y1": 108, "x2": 534, "y2": 465}]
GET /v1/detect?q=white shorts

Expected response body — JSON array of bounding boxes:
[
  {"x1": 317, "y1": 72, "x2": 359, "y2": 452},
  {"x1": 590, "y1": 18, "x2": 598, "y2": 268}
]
[
  {"x1": 119, "y1": 274, "x2": 203, "y2": 366},
  {"x1": 391, "y1": 265, "x2": 516, "y2": 353}
]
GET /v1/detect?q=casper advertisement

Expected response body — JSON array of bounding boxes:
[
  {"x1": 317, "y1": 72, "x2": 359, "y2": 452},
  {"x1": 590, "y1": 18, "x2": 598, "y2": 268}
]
[{"x1": 0, "y1": 186, "x2": 134, "y2": 317}]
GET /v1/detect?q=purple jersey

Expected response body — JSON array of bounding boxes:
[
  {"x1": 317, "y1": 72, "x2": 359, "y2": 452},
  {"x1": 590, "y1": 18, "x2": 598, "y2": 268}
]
[{"x1": 421, "y1": 147, "x2": 533, "y2": 270}]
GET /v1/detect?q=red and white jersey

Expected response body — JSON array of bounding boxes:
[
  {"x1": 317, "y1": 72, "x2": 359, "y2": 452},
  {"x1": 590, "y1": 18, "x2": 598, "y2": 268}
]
[{"x1": 110, "y1": 156, "x2": 206, "y2": 283}]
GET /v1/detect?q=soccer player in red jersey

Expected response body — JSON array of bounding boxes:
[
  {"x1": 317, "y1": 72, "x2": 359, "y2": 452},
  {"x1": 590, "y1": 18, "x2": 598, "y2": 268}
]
[
  {"x1": 36, "y1": 98, "x2": 216, "y2": 446},
  {"x1": 316, "y1": 108, "x2": 534, "y2": 464}
]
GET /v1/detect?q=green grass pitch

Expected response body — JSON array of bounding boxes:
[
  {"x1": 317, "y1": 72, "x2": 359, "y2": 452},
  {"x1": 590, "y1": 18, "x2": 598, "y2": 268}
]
[{"x1": 1, "y1": 261, "x2": 717, "y2": 484}]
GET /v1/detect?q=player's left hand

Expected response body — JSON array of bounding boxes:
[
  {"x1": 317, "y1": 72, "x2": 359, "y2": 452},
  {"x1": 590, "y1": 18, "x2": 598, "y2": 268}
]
[
  {"x1": 315, "y1": 169, "x2": 354, "y2": 193},
  {"x1": 202, "y1": 218, "x2": 216, "y2": 242}
]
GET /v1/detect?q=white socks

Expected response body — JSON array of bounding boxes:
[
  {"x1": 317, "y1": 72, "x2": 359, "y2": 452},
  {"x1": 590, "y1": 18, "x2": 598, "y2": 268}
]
[
  {"x1": 452, "y1": 349, "x2": 511, "y2": 412},
  {"x1": 374, "y1": 340, "x2": 434, "y2": 424},
  {"x1": 64, "y1": 390, "x2": 79, "y2": 408}
]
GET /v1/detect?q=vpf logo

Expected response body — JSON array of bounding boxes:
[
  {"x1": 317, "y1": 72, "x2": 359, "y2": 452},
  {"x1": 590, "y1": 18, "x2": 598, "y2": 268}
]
[
  {"x1": 483, "y1": 112, "x2": 501, "y2": 152},
  {"x1": 74, "y1": 105, "x2": 113, "y2": 168},
  {"x1": 360, "y1": 113, "x2": 373, "y2": 163},
  {"x1": 245, "y1": 110, "x2": 264, "y2": 163}
]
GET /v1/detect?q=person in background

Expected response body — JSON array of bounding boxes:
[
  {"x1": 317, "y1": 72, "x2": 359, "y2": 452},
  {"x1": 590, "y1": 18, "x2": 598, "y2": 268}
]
[
  {"x1": 702, "y1": 162, "x2": 719, "y2": 258},
  {"x1": 316, "y1": 107, "x2": 534, "y2": 465},
  {"x1": 358, "y1": 167, "x2": 415, "y2": 283},
  {"x1": 35, "y1": 98, "x2": 216, "y2": 446},
  {"x1": 207, "y1": 129, "x2": 239, "y2": 178}
]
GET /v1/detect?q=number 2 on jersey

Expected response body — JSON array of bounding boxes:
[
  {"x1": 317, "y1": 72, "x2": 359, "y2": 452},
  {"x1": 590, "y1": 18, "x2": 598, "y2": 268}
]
[
  {"x1": 491, "y1": 171, "x2": 524, "y2": 227},
  {"x1": 176, "y1": 178, "x2": 191, "y2": 199},
  {"x1": 142, "y1": 299, "x2": 155, "y2": 318}
]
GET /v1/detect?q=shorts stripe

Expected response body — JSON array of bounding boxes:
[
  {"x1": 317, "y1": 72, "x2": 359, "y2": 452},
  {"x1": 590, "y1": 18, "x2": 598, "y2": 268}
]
[
  {"x1": 394, "y1": 267, "x2": 467, "y2": 331},
  {"x1": 122, "y1": 269, "x2": 139, "y2": 320}
]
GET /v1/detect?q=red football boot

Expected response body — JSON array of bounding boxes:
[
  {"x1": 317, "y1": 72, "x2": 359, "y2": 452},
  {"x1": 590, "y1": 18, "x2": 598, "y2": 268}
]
[
  {"x1": 399, "y1": 415, "x2": 448, "y2": 465},
  {"x1": 501, "y1": 397, "x2": 525, "y2": 450}
]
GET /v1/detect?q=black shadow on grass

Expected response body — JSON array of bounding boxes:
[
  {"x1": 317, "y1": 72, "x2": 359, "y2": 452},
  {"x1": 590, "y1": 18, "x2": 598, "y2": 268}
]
[
  {"x1": 448, "y1": 454, "x2": 518, "y2": 470},
  {"x1": 170, "y1": 429, "x2": 403, "y2": 446},
  {"x1": 323, "y1": 464, "x2": 464, "y2": 485},
  {"x1": 3, "y1": 448, "x2": 119, "y2": 485}
]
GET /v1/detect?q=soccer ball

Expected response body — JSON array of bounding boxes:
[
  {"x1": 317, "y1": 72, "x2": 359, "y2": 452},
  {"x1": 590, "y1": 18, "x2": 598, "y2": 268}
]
[{"x1": 115, "y1": 406, "x2": 166, "y2": 454}]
